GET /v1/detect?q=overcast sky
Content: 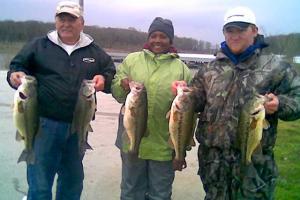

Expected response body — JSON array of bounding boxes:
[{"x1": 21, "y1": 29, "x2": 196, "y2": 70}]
[{"x1": 1, "y1": 0, "x2": 299, "y2": 45}]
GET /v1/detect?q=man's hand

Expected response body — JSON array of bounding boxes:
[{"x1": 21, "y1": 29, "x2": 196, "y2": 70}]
[
  {"x1": 93, "y1": 75, "x2": 105, "y2": 91},
  {"x1": 171, "y1": 80, "x2": 187, "y2": 95},
  {"x1": 120, "y1": 78, "x2": 130, "y2": 91},
  {"x1": 264, "y1": 93, "x2": 279, "y2": 114},
  {"x1": 10, "y1": 71, "x2": 26, "y2": 88},
  {"x1": 172, "y1": 159, "x2": 187, "y2": 171}
]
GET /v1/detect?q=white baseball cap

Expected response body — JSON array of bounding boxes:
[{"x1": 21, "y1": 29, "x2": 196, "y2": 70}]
[
  {"x1": 56, "y1": 1, "x2": 83, "y2": 18},
  {"x1": 223, "y1": 6, "x2": 256, "y2": 29}
]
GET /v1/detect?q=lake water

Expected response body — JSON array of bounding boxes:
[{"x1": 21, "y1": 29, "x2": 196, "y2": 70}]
[{"x1": 0, "y1": 53, "x2": 14, "y2": 70}]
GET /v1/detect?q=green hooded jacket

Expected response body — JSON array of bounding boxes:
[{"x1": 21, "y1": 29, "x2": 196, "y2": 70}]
[{"x1": 112, "y1": 49, "x2": 192, "y2": 161}]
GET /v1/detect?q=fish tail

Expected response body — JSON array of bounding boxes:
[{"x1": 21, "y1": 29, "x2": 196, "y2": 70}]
[
  {"x1": 84, "y1": 141, "x2": 93, "y2": 150},
  {"x1": 17, "y1": 149, "x2": 35, "y2": 164},
  {"x1": 78, "y1": 141, "x2": 93, "y2": 154}
]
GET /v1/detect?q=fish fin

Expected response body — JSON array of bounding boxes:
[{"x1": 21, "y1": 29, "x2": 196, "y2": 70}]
[
  {"x1": 17, "y1": 150, "x2": 35, "y2": 164},
  {"x1": 254, "y1": 144, "x2": 262, "y2": 155},
  {"x1": 186, "y1": 137, "x2": 196, "y2": 151},
  {"x1": 121, "y1": 105, "x2": 125, "y2": 114},
  {"x1": 168, "y1": 137, "x2": 175, "y2": 149},
  {"x1": 250, "y1": 119, "x2": 258, "y2": 129},
  {"x1": 87, "y1": 124, "x2": 93, "y2": 132},
  {"x1": 17, "y1": 101, "x2": 24, "y2": 113},
  {"x1": 84, "y1": 141, "x2": 93, "y2": 150},
  {"x1": 27, "y1": 151, "x2": 35, "y2": 165},
  {"x1": 166, "y1": 110, "x2": 171, "y2": 119},
  {"x1": 17, "y1": 151, "x2": 26, "y2": 163},
  {"x1": 186, "y1": 145, "x2": 192, "y2": 151},
  {"x1": 263, "y1": 119, "x2": 270, "y2": 130},
  {"x1": 190, "y1": 137, "x2": 196, "y2": 147},
  {"x1": 15, "y1": 131, "x2": 24, "y2": 141}
]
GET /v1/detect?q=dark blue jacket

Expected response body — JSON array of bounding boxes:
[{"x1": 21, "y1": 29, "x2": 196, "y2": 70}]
[{"x1": 7, "y1": 32, "x2": 116, "y2": 122}]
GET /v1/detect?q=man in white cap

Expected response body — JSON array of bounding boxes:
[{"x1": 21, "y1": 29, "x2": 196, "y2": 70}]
[
  {"x1": 190, "y1": 6, "x2": 300, "y2": 199},
  {"x1": 7, "y1": 1, "x2": 115, "y2": 199}
]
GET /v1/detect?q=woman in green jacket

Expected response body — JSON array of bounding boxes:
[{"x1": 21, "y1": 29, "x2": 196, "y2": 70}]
[{"x1": 111, "y1": 17, "x2": 192, "y2": 200}]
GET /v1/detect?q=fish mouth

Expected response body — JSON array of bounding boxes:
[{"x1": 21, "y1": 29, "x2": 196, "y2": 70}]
[
  {"x1": 19, "y1": 92, "x2": 27, "y2": 100},
  {"x1": 251, "y1": 104, "x2": 264, "y2": 116},
  {"x1": 87, "y1": 94, "x2": 93, "y2": 98},
  {"x1": 82, "y1": 93, "x2": 94, "y2": 99}
]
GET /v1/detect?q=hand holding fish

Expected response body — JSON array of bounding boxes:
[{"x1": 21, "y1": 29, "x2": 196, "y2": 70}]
[
  {"x1": 172, "y1": 159, "x2": 187, "y2": 171},
  {"x1": 264, "y1": 93, "x2": 279, "y2": 114},
  {"x1": 10, "y1": 71, "x2": 26, "y2": 88},
  {"x1": 121, "y1": 77, "x2": 131, "y2": 91},
  {"x1": 171, "y1": 80, "x2": 187, "y2": 95},
  {"x1": 92, "y1": 75, "x2": 105, "y2": 91}
]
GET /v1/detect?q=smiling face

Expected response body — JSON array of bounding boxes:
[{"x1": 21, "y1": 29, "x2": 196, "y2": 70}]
[
  {"x1": 55, "y1": 13, "x2": 84, "y2": 45},
  {"x1": 223, "y1": 25, "x2": 258, "y2": 55},
  {"x1": 147, "y1": 31, "x2": 172, "y2": 54}
]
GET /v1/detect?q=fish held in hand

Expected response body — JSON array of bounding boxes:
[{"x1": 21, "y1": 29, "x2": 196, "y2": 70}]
[
  {"x1": 238, "y1": 94, "x2": 270, "y2": 165},
  {"x1": 72, "y1": 79, "x2": 96, "y2": 153},
  {"x1": 123, "y1": 81, "x2": 148, "y2": 154},
  {"x1": 13, "y1": 75, "x2": 38, "y2": 164},
  {"x1": 168, "y1": 85, "x2": 196, "y2": 161}
]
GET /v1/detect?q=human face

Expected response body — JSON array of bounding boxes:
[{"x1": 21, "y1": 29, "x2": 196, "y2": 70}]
[
  {"x1": 147, "y1": 31, "x2": 171, "y2": 54},
  {"x1": 223, "y1": 25, "x2": 258, "y2": 55},
  {"x1": 55, "y1": 13, "x2": 84, "y2": 45}
]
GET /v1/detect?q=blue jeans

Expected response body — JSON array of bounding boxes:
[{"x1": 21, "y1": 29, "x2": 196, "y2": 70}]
[
  {"x1": 121, "y1": 152, "x2": 175, "y2": 200},
  {"x1": 27, "y1": 117, "x2": 84, "y2": 200}
]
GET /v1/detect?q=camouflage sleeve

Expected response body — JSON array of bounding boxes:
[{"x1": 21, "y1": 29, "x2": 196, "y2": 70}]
[
  {"x1": 277, "y1": 63, "x2": 300, "y2": 121},
  {"x1": 190, "y1": 67, "x2": 207, "y2": 113},
  {"x1": 111, "y1": 57, "x2": 130, "y2": 103}
]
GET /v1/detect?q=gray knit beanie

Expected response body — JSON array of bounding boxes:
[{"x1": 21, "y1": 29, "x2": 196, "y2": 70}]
[{"x1": 148, "y1": 17, "x2": 174, "y2": 42}]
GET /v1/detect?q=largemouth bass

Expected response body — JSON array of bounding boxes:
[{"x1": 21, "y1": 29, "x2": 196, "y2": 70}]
[
  {"x1": 123, "y1": 81, "x2": 147, "y2": 154},
  {"x1": 168, "y1": 86, "x2": 196, "y2": 161},
  {"x1": 238, "y1": 94, "x2": 269, "y2": 165},
  {"x1": 71, "y1": 79, "x2": 96, "y2": 153},
  {"x1": 13, "y1": 75, "x2": 38, "y2": 164}
]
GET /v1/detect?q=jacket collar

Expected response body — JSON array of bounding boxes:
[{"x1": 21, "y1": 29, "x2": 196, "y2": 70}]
[
  {"x1": 142, "y1": 49, "x2": 179, "y2": 60},
  {"x1": 47, "y1": 30, "x2": 94, "y2": 53}
]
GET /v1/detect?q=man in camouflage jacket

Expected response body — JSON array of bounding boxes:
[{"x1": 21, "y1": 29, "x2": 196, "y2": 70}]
[{"x1": 190, "y1": 6, "x2": 300, "y2": 199}]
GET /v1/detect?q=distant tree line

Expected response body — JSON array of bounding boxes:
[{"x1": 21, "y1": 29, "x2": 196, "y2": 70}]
[
  {"x1": 264, "y1": 33, "x2": 300, "y2": 58},
  {"x1": 0, "y1": 20, "x2": 299, "y2": 57},
  {"x1": 0, "y1": 20, "x2": 215, "y2": 53}
]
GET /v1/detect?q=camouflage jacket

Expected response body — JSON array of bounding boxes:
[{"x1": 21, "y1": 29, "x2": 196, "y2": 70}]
[{"x1": 191, "y1": 49, "x2": 300, "y2": 151}]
